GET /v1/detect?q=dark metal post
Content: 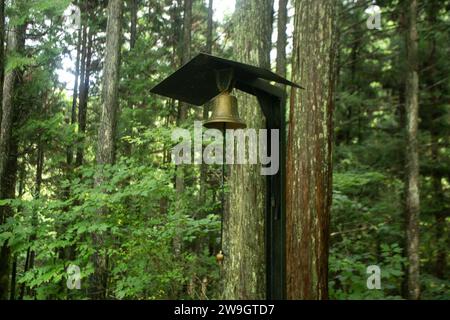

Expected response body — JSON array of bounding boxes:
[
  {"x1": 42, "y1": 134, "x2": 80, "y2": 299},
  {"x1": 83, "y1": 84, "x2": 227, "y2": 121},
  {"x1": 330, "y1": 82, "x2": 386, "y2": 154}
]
[{"x1": 256, "y1": 91, "x2": 286, "y2": 300}]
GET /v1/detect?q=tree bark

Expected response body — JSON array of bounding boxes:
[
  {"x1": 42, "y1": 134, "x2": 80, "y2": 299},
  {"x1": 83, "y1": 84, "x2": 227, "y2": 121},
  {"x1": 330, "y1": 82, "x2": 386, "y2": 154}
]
[
  {"x1": 286, "y1": 0, "x2": 337, "y2": 300},
  {"x1": 0, "y1": 132, "x2": 18, "y2": 300},
  {"x1": 276, "y1": 0, "x2": 287, "y2": 78},
  {"x1": 16, "y1": 164, "x2": 27, "y2": 300},
  {"x1": 206, "y1": 0, "x2": 213, "y2": 54},
  {"x1": 9, "y1": 254, "x2": 16, "y2": 300},
  {"x1": 424, "y1": 0, "x2": 447, "y2": 282},
  {"x1": 404, "y1": 0, "x2": 420, "y2": 300},
  {"x1": 0, "y1": 10, "x2": 26, "y2": 299},
  {"x1": 123, "y1": 0, "x2": 138, "y2": 158},
  {"x1": 90, "y1": 0, "x2": 123, "y2": 299},
  {"x1": 130, "y1": 0, "x2": 137, "y2": 50},
  {"x1": 75, "y1": 28, "x2": 92, "y2": 167},
  {"x1": 178, "y1": 0, "x2": 192, "y2": 127},
  {"x1": 199, "y1": 0, "x2": 213, "y2": 205},
  {"x1": 27, "y1": 143, "x2": 44, "y2": 273},
  {"x1": 175, "y1": 0, "x2": 192, "y2": 196},
  {"x1": 173, "y1": 0, "x2": 192, "y2": 259},
  {"x1": 0, "y1": 0, "x2": 5, "y2": 121},
  {"x1": 67, "y1": 25, "x2": 82, "y2": 166},
  {"x1": 181, "y1": 0, "x2": 191, "y2": 66},
  {"x1": 223, "y1": 0, "x2": 273, "y2": 300}
]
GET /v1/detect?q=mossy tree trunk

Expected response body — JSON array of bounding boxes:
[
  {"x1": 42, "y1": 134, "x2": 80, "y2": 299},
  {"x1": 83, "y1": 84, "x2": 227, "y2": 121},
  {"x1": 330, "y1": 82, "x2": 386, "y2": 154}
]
[
  {"x1": 0, "y1": 5, "x2": 26, "y2": 299},
  {"x1": 89, "y1": 0, "x2": 123, "y2": 299},
  {"x1": 223, "y1": 0, "x2": 273, "y2": 300}
]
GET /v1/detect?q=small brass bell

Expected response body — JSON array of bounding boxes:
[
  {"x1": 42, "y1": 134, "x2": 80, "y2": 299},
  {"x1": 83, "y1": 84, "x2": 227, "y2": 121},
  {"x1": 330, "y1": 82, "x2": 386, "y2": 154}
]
[
  {"x1": 204, "y1": 92, "x2": 246, "y2": 130},
  {"x1": 216, "y1": 250, "x2": 224, "y2": 264}
]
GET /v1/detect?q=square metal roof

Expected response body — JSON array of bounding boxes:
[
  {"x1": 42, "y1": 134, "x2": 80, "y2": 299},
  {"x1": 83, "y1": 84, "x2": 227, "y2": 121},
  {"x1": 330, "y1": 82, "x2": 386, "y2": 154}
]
[{"x1": 150, "y1": 53, "x2": 302, "y2": 106}]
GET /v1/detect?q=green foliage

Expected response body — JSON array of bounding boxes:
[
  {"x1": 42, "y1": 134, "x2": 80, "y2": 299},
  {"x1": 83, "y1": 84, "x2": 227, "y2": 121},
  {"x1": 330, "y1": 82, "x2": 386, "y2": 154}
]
[
  {"x1": 329, "y1": 243, "x2": 405, "y2": 299},
  {"x1": 1, "y1": 158, "x2": 222, "y2": 299},
  {"x1": 6, "y1": 54, "x2": 35, "y2": 72}
]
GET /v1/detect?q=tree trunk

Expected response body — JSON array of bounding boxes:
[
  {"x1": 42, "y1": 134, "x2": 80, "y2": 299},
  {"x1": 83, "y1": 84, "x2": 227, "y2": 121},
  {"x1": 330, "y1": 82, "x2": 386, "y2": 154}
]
[
  {"x1": 16, "y1": 164, "x2": 27, "y2": 300},
  {"x1": 123, "y1": 0, "x2": 138, "y2": 158},
  {"x1": 27, "y1": 143, "x2": 44, "y2": 275},
  {"x1": 90, "y1": 0, "x2": 123, "y2": 299},
  {"x1": 96, "y1": 0, "x2": 123, "y2": 167},
  {"x1": 130, "y1": 0, "x2": 137, "y2": 50},
  {"x1": 424, "y1": 0, "x2": 447, "y2": 282},
  {"x1": 347, "y1": 21, "x2": 361, "y2": 144},
  {"x1": 9, "y1": 254, "x2": 16, "y2": 300},
  {"x1": 223, "y1": 0, "x2": 273, "y2": 300},
  {"x1": 199, "y1": 0, "x2": 213, "y2": 205},
  {"x1": 286, "y1": 0, "x2": 337, "y2": 300},
  {"x1": 174, "y1": 0, "x2": 192, "y2": 196},
  {"x1": 206, "y1": 0, "x2": 213, "y2": 54},
  {"x1": 404, "y1": 0, "x2": 420, "y2": 300},
  {"x1": 177, "y1": 0, "x2": 192, "y2": 126},
  {"x1": 0, "y1": 133, "x2": 18, "y2": 300},
  {"x1": 181, "y1": 0, "x2": 191, "y2": 66},
  {"x1": 276, "y1": 0, "x2": 287, "y2": 78},
  {"x1": 67, "y1": 26, "x2": 82, "y2": 166},
  {"x1": 0, "y1": 11, "x2": 26, "y2": 300},
  {"x1": 173, "y1": 0, "x2": 192, "y2": 259},
  {"x1": 75, "y1": 22, "x2": 92, "y2": 167},
  {"x1": 0, "y1": 0, "x2": 5, "y2": 121}
]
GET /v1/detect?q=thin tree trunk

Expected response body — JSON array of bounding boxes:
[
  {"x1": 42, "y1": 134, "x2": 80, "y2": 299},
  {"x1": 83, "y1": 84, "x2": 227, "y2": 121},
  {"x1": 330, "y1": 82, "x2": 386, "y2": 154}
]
[
  {"x1": 67, "y1": 26, "x2": 82, "y2": 166},
  {"x1": 19, "y1": 247, "x2": 30, "y2": 300},
  {"x1": 431, "y1": 132, "x2": 446, "y2": 279},
  {"x1": 25, "y1": 103, "x2": 47, "y2": 296},
  {"x1": 276, "y1": 0, "x2": 287, "y2": 78},
  {"x1": 177, "y1": 0, "x2": 191, "y2": 125},
  {"x1": 123, "y1": 0, "x2": 138, "y2": 158},
  {"x1": 130, "y1": 0, "x2": 137, "y2": 50},
  {"x1": 9, "y1": 254, "x2": 16, "y2": 300},
  {"x1": 27, "y1": 144, "x2": 44, "y2": 273},
  {"x1": 286, "y1": 0, "x2": 337, "y2": 300},
  {"x1": 0, "y1": 0, "x2": 5, "y2": 122},
  {"x1": 206, "y1": 0, "x2": 213, "y2": 54},
  {"x1": 223, "y1": 0, "x2": 273, "y2": 300},
  {"x1": 425, "y1": 0, "x2": 447, "y2": 281},
  {"x1": 404, "y1": 0, "x2": 420, "y2": 300},
  {"x1": 347, "y1": 24, "x2": 361, "y2": 144},
  {"x1": 75, "y1": 23, "x2": 91, "y2": 167},
  {"x1": 90, "y1": 0, "x2": 123, "y2": 299},
  {"x1": 175, "y1": 0, "x2": 192, "y2": 193},
  {"x1": 199, "y1": 0, "x2": 213, "y2": 205},
  {"x1": 181, "y1": 0, "x2": 191, "y2": 66},
  {"x1": 61, "y1": 15, "x2": 84, "y2": 267},
  {"x1": 16, "y1": 163, "x2": 27, "y2": 301},
  {"x1": 173, "y1": 0, "x2": 192, "y2": 258},
  {"x1": 27, "y1": 140, "x2": 45, "y2": 298}
]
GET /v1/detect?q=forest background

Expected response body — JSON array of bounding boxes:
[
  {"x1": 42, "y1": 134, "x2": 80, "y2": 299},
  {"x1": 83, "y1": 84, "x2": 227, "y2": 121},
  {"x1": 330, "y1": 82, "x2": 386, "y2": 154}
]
[{"x1": 0, "y1": 0, "x2": 448, "y2": 300}]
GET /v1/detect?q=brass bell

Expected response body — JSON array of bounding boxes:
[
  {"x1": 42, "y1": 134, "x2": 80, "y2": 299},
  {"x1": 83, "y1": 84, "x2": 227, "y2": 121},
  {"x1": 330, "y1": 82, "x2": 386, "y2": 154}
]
[{"x1": 203, "y1": 92, "x2": 246, "y2": 130}]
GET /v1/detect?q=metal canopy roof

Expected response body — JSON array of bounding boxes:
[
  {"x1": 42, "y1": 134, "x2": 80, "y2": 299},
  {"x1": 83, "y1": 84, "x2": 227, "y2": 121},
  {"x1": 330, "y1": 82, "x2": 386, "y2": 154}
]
[{"x1": 150, "y1": 53, "x2": 302, "y2": 106}]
